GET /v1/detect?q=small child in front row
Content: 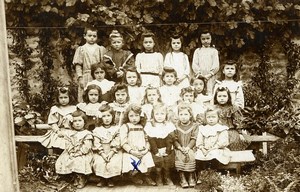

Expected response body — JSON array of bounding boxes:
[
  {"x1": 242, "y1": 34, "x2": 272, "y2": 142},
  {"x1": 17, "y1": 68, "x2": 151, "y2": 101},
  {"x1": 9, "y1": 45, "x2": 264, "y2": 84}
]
[
  {"x1": 92, "y1": 104, "x2": 122, "y2": 187},
  {"x1": 159, "y1": 67, "x2": 181, "y2": 107},
  {"x1": 174, "y1": 103, "x2": 199, "y2": 188},
  {"x1": 191, "y1": 75, "x2": 212, "y2": 106},
  {"x1": 123, "y1": 67, "x2": 145, "y2": 105},
  {"x1": 40, "y1": 87, "x2": 77, "y2": 150},
  {"x1": 77, "y1": 84, "x2": 105, "y2": 131},
  {"x1": 213, "y1": 60, "x2": 244, "y2": 109},
  {"x1": 109, "y1": 83, "x2": 130, "y2": 126},
  {"x1": 120, "y1": 104, "x2": 156, "y2": 186},
  {"x1": 135, "y1": 31, "x2": 164, "y2": 87},
  {"x1": 144, "y1": 103, "x2": 176, "y2": 186},
  {"x1": 195, "y1": 107, "x2": 230, "y2": 184},
  {"x1": 55, "y1": 110, "x2": 93, "y2": 189},
  {"x1": 85, "y1": 63, "x2": 115, "y2": 102}
]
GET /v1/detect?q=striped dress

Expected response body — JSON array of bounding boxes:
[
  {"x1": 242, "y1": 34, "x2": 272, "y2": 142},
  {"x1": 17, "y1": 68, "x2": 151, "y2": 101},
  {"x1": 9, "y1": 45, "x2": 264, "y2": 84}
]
[{"x1": 174, "y1": 122, "x2": 198, "y2": 172}]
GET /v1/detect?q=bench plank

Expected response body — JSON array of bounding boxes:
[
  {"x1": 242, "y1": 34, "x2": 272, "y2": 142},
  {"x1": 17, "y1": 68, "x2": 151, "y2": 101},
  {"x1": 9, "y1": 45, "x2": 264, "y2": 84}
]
[{"x1": 15, "y1": 136, "x2": 42, "y2": 142}]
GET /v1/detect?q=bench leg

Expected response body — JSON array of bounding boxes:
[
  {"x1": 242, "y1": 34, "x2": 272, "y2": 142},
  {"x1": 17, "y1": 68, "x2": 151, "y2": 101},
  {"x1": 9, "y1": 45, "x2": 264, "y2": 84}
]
[{"x1": 236, "y1": 163, "x2": 241, "y2": 175}]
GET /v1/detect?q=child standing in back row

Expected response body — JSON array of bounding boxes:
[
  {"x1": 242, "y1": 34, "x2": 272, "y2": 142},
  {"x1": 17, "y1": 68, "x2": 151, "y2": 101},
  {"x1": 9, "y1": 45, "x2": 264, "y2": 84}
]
[
  {"x1": 135, "y1": 31, "x2": 164, "y2": 87},
  {"x1": 104, "y1": 30, "x2": 135, "y2": 83},
  {"x1": 73, "y1": 26, "x2": 106, "y2": 102},
  {"x1": 164, "y1": 34, "x2": 191, "y2": 89},
  {"x1": 192, "y1": 31, "x2": 219, "y2": 95}
]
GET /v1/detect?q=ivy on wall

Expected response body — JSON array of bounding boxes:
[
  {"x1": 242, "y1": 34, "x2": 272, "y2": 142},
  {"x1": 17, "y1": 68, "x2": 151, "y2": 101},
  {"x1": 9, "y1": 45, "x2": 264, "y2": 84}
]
[{"x1": 5, "y1": 0, "x2": 300, "y2": 137}]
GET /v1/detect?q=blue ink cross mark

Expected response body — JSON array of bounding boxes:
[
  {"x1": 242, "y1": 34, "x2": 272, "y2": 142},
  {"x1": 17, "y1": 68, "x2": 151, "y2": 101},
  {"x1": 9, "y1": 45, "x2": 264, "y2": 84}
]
[{"x1": 130, "y1": 157, "x2": 141, "y2": 173}]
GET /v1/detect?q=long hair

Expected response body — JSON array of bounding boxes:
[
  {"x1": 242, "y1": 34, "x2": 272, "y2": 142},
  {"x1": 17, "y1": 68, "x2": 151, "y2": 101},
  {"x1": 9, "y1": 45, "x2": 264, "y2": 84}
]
[
  {"x1": 82, "y1": 84, "x2": 102, "y2": 103},
  {"x1": 90, "y1": 62, "x2": 108, "y2": 80},
  {"x1": 122, "y1": 103, "x2": 146, "y2": 126},
  {"x1": 55, "y1": 86, "x2": 76, "y2": 106},
  {"x1": 123, "y1": 66, "x2": 142, "y2": 86},
  {"x1": 142, "y1": 86, "x2": 162, "y2": 104},
  {"x1": 213, "y1": 87, "x2": 232, "y2": 106},
  {"x1": 220, "y1": 60, "x2": 240, "y2": 81},
  {"x1": 177, "y1": 102, "x2": 194, "y2": 122},
  {"x1": 190, "y1": 75, "x2": 208, "y2": 95},
  {"x1": 111, "y1": 83, "x2": 129, "y2": 102}
]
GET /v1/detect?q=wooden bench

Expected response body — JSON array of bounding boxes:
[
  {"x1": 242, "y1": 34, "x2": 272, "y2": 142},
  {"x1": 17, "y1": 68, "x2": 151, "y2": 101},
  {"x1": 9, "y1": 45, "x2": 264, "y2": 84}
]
[{"x1": 217, "y1": 133, "x2": 280, "y2": 174}]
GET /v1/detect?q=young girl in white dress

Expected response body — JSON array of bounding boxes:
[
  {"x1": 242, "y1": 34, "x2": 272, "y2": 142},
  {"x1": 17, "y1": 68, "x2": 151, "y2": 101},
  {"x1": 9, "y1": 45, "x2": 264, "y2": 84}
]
[
  {"x1": 77, "y1": 84, "x2": 105, "y2": 131},
  {"x1": 144, "y1": 103, "x2": 176, "y2": 186},
  {"x1": 135, "y1": 31, "x2": 164, "y2": 87},
  {"x1": 159, "y1": 67, "x2": 181, "y2": 108},
  {"x1": 73, "y1": 26, "x2": 106, "y2": 102},
  {"x1": 164, "y1": 34, "x2": 190, "y2": 89},
  {"x1": 120, "y1": 103, "x2": 156, "y2": 186},
  {"x1": 55, "y1": 110, "x2": 93, "y2": 189},
  {"x1": 192, "y1": 31, "x2": 219, "y2": 94},
  {"x1": 40, "y1": 87, "x2": 77, "y2": 150},
  {"x1": 212, "y1": 60, "x2": 244, "y2": 109},
  {"x1": 85, "y1": 63, "x2": 115, "y2": 102},
  {"x1": 123, "y1": 66, "x2": 145, "y2": 105},
  {"x1": 92, "y1": 104, "x2": 122, "y2": 187},
  {"x1": 141, "y1": 86, "x2": 163, "y2": 121},
  {"x1": 195, "y1": 107, "x2": 230, "y2": 184}
]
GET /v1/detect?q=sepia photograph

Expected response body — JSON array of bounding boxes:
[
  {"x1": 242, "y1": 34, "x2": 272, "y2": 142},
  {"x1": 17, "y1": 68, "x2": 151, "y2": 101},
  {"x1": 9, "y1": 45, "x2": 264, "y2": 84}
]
[{"x1": 1, "y1": 0, "x2": 300, "y2": 191}]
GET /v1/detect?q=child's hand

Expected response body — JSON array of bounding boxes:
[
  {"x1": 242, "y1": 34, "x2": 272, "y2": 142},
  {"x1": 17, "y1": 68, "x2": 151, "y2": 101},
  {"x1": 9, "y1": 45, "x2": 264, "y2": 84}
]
[
  {"x1": 107, "y1": 151, "x2": 115, "y2": 161},
  {"x1": 57, "y1": 130, "x2": 64, "y2": 137},
  {"x1": 204, "y1": 74, "x2": 212, "y2": 80},
  {"x1": 155, "y1": 152, "x2": 161, "y2": 157},
  {"x1": 100, "y1": 152, "x2": 109, "y2": 162},
  {"x1": 201, "y1": 148, "x2": 209, "y2": 156},
  {"x1": 78, "y1": 77, "x2": 84, "y2": 88},
  {"x1": 131, "y1": 150, "x2": 143, "y2": 159}
]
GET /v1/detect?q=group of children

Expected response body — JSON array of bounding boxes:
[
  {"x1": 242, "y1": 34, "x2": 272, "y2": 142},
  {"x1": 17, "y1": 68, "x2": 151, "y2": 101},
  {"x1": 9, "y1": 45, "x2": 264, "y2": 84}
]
[{"x1": 39, "y1": 27, "x2": 250, "y2": 189}]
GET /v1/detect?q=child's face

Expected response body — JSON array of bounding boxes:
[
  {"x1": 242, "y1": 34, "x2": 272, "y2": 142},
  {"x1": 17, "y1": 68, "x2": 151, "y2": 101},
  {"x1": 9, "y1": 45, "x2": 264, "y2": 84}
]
[
  {"x1": 88, "y1": 89, "x2": 99, "y2": 103},
  {"x1": 143, "y1": 37, "x2": 155, "y2": 52},
  {"x1": 58, "y1": 93, "x2": 70, "y2": 106},
  {"x1": 192, "y1": 79, "x2": 205, "y2": 94},
  {"x1": 216, "y1": 91, "x2": 229, "y2": 105},
  {"x1": 115, "y1": 89, "x2": 128, "y2": 104},
  {"x1": 111, "y1": 37, "x2": 123, "y2": 51},
  {"x1": 128, "y1": 110, "x2": 141, "y2": 125},
  {"x1": 153, "y1": 108, "x2": 167, "y2": 123},
  {"x1": 163, "y1": 72, "x2": 176, "y2": 86},
  {"x1": 101, "y1": 111, "x2": 113, "y2": 126},
  {"x1": 126, "y1": 71, "x2": 138, "y2": 86},
  {"x1": 178, "y1": 109, "x2": 191, "y2": 124},
  {"x1": 206, "y1": 111, "x2": 219, "y2": 126},
  {"x1": 72, "y1": 116, "x2": 85, "y2": 131},
  {"x1": 171, "y1": 38, "x2": 182, "y2": 52},
  {"x1": 94, "y1": 67, "x2": 106, "y2": 81},
  {"x1": 223, "y1": 64, "x2": 236, "y2": 78},
  {"x1": 182, "y1": 92, "x2": 195, "y2": 103},
  {"x1": 146, "y1": 89, "x2": 159, "y2": 104},
  {"x1": 84, "y1": 30, "x2": 98, "y2": 44},
  {"x1": 200, "y1": 33, "x2": 211, "y2": 48}
]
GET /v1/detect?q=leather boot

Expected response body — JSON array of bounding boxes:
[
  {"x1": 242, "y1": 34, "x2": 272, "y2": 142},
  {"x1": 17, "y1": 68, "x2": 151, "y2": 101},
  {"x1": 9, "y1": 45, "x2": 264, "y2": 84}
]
[
  {"x1": 144, "y1": 173, "x2": 156, "y2": 186},
  {"x1": 188, "y1": 172, "x2": 196, "y2": 187},
  {"x1": 164, "y1": 169, "x2": 174, "y2": 186},
  {"x1": 155, "y1": 168, "x2": 163, "y2": 186},
  {"x1": 179, "y1": 171, "x2": 189, "y2": 188}
]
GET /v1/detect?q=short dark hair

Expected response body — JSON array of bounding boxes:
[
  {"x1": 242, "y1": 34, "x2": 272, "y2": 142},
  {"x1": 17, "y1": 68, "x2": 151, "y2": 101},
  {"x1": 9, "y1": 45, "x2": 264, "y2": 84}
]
[
  {"x1": 90, "y1": 62, "x2": 107, "y2": 79},
  {"x1": 220, "y1": 60, "x2": 239, "y2": 81},
  {"x1": 111, "y1": 83, "x2": 129, "y2": 102},
  {"x1": 71, "y1": 110, "x2": 88, "y2": 129},
  {"x1": 84, "y1": 26, "x2": 98, "y2": 35},
  {"x1": 162, "y1": 67, "x2": 177, "y2": 83}
]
